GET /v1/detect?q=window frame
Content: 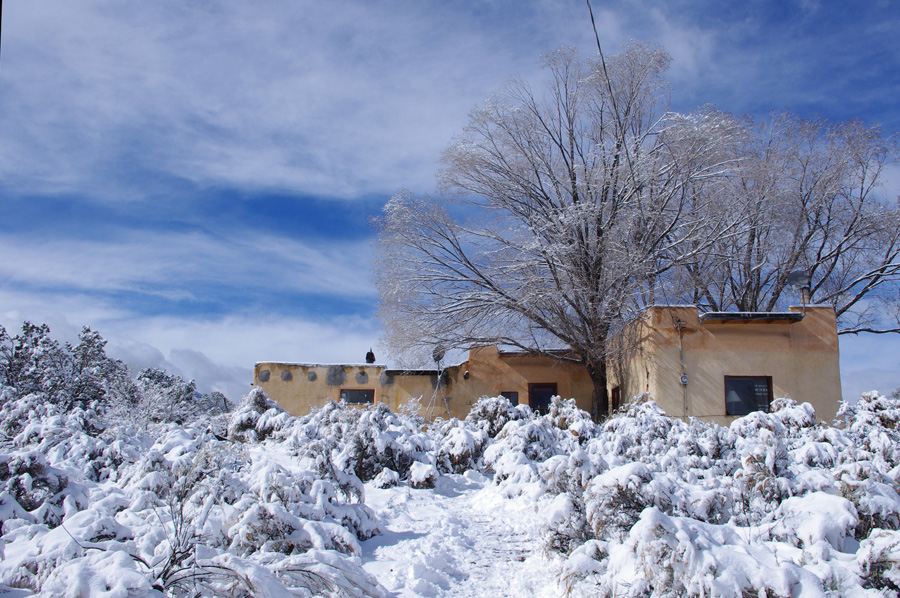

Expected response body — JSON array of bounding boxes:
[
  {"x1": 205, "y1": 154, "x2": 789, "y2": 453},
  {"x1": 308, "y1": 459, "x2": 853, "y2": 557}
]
[
  {"x1": 724, "y1": 375, "x2": 773, "y2": 416},
  {"x1": 500, "y1": 391, "x2": 519, "y2": 406},
  {"x1": 528, "y1": 382, "x2": 558, "y2": 414},
  {"x1": 340, "y1": 388, "x2": 375, "y2": 405}
]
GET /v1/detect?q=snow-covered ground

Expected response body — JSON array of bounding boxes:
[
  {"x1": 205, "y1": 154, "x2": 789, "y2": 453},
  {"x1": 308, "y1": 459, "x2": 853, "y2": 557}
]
[
  {"x1": 3, "y1": 382, "x2": 900, "y2": 597},
  {"x1": 361, "y1": 471, "x2": 557, "y2": 597}
]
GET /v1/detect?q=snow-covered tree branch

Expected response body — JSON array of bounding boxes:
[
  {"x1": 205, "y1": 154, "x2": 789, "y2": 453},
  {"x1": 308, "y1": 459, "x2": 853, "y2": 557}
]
[{"x1": 375, "y1": 43, "x2": 741, "y2": 417}]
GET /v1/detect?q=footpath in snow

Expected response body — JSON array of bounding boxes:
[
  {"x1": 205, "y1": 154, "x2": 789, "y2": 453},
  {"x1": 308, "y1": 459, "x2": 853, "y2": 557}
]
[{"x1": 361, "y1": 471, "x2": 558, "y2": 597}]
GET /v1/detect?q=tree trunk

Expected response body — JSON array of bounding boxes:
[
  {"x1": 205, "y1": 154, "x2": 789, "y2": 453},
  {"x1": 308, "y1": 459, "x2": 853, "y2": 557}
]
[{"x1": 585, "y1": 359, "x2": 609, "y2": 422}]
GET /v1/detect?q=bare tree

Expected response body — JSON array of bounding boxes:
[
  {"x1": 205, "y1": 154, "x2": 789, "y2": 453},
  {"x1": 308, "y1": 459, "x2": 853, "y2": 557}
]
[
  {"x1": 374, "y1": 43, "x2": 740, "y2": 417},
  {"x1": 682, "y1": 112, "x2": 900, "y2": 334}
]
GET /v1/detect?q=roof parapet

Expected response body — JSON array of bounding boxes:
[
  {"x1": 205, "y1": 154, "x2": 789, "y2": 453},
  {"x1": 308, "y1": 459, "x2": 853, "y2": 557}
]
[{"x1": 699, "y1": 311, "x2": 804, "y2": 324}]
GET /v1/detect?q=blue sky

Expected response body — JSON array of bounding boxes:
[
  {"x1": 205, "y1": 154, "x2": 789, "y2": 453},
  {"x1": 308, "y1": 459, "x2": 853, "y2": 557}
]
[{"x1": 1, "y1": 0, "x2": 899, "y2": 401}]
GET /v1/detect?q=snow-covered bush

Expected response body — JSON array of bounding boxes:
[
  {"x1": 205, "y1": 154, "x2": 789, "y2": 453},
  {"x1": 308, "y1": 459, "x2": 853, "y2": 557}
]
[
  {"x1": 465, "y1": 395, "x2": 528, "y2": 438},
  {"x1": 288, "y1": 400, "x2": 434, "y2": 483},
  {"x1": 483, "y1": 416, "x2": 563, "y2": 485},
  {"x1": 0, "y1": 450, "x2": 74, "y2": 527},
  {"x1": 546, "y1": 396, "x2": 598, "y2": 439},
  {"x1": 0, "y1": 384, "x2": 388, "y2": 597},
  {"x1": 548, "y1": 392, "x2": 900, "y2": 596},
  {"x1": 0, "y1": 323, "x2": 135, "y2": 411},
  {"x1": 839, "y1": 390, "x2": 900, "y2": 469},
  {"x1": 409, "y1": 461, "x2": 439, "y2": 489},
  {"x1": 7, "y1": 325, "x2": 900, "y2": 598},
  {"x1": 858, "y1": 528, "x2": 900, "y2": 593},
  {"x1": 227, "y1": 387, "x2": 291, "y2": 442},
  {"x1": 373, "y1": 467, "x2": 400, "y2": 488},
  {"x1": 434, "y1": 417, "x2": 489, "y2": 474}
]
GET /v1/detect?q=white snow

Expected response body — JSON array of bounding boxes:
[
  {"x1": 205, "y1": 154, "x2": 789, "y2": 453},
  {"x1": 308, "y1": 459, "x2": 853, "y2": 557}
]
[
  {"x1": 3, "y1": 371, "x2": 900, "y2": 597},
  {"x1": 360, "y1": 470, "x2": 558, "y2": 597}
]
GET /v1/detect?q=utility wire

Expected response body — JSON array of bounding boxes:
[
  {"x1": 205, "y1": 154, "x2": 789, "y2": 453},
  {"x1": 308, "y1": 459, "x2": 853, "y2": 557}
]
[{"x1": 585, "y1": 0, "x2": 640, "y2": 192}]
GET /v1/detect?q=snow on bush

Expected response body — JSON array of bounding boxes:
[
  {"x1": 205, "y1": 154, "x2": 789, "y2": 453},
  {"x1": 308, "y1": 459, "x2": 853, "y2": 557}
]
[
  {"x1": 0, "y1": 322, "x2": 391, "y2": 596},
  {"x1": 464, "y1": 395, "x2": 527, "y2": 438},
  {"x1": 433, "y1": 417, "x2": 489, "y2": 474},
  {"x1": 282, "y1": 399, "x2": 436, "y2": 485},
  {"x1": 4, "y1": 321, "x2": 900, "y2": 597},
  {"x1": 0, "y1": 390, "x2": 388, "y2": 597},
  {"x1": 551, "y1": 395, "x2": 900, "y2": 596}
]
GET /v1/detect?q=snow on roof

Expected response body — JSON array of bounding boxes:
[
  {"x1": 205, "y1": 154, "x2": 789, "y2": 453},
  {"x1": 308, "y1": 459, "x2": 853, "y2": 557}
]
[
  {"x1": 699, "y1": 311, "x2": 803, "y2": 324},
  {"x1": 254, "y1": 362, "x2": 386, "y2": 368}
]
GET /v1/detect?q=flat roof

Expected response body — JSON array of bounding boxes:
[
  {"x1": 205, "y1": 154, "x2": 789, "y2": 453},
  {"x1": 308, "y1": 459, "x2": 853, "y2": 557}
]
[
  {"x1": 383, "y1": 369, "x2": 443, "y2": 376},
  {"x1": 699, "y1": 311, "x2": 804, "y2": 324},
  {"x1": 255, "y1": 362, "x2": 386, "y2": 368}
]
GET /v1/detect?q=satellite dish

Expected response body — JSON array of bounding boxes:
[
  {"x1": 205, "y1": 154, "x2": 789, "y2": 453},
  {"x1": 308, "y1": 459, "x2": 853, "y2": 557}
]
[
  {"x1": 432, "y1": 346, "x2": 446, "y2": 365},
  {"x1": 786, "y1": 269, "x2": 810, "y2": 289}
]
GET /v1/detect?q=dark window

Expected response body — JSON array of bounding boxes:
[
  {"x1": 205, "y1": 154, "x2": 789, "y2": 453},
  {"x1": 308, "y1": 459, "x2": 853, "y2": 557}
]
[
  {"x1": 529, "y1": 383, "x2": 557, "y2": 414},
  {"x1": 340, "y1": 389, "x2": 374, "y2": 404},
  {"x1": 724, "y1": 376, "x2": 772, "y2": 416},
  {"x1": 500, "y1": 391, "x2": 519, "y2": 406}
]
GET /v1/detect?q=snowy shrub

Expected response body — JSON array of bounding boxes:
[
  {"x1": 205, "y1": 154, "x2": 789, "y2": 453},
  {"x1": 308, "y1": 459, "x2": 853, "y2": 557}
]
[
  {"x1": 483, "y1": 416, "x2": 567, "y2": 486},
  {"x1": 227, "y1": 387, "x2": 291, "y2": 442},
  {"x1": 228, "y1": 500, "x2": 359, "y2": 556},
  {"x1": 373, "y1": 467, "x2": 400, "y2": 488},
  {"x1": 540, "y1": 448, "x2": 607, "y2": 496},
  {"x1": 294, "y1": 401, "x2": 433, "y2": 483},
  {"x1": 584, "y1": 463, "x2": 654, "y2": 542},
  {"x1": 840, "y1": 391, "x2": 900, "y2": 470},
  {"x1": 546, "y1": 396, "x2": 598, "y2": 440},
  {"x1": 409, "y1": 461, "x2": 438, "y2": 489},
  {"x1": 596, "y1": 507, "x2": 832, "y2": 598},
  {"x1": 434, "y1": 418, "x2": 489, "y2": 474},
  {"x1": 594, "y1": 400, "x2": 682, "y2": 463},
  {"x1": 465, "y1": 395, "x2": 529, "y2": 438},
  {"x1": 858, "y1": 529, "x2": 900, "y2": 593},
  {"x1": 0, "y1": 451, "x2": 71, "y2": 524},
  {"x1": 837, "y1": 460, "x2": 900, "y2": 540},
  {"x1": 9, "y1": 329, "x2": 900, "y2": 598},
  {"x1": 541, "y1": 492, "x2": 591, "y2": 555},
  {"x1": 767, "y1": 492, "x2": 859, "y2": 550},
  {"x1": 0, "y1": 385, "x2": 390, "y2": 597},
  {"x1": 0, "y1": 323, "x2": 136, "y2": 412}
]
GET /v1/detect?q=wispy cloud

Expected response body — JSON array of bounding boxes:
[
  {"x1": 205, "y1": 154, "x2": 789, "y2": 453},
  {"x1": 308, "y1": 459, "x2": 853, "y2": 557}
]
[
  {"x1": 2, "y1": 0, "x2": 898, "y2": 403},
  {"x1": 0, "y1": 1, "x2": 601, "y2": 201},
  {"x1": 0, "y1": 287, "x2": 381, "y2": 401},
  {"x1": 106, "y1": 313, "x2": 381, "y2": 401},
  {"x1": 0, "y1": 228, "x2": 376, "y2": 305}
]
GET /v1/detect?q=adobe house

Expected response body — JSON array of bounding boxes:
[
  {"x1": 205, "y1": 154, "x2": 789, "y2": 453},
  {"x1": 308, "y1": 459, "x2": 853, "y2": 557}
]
[
  {"x1": 608, "y1": 305, "x2": 842, "y2": 424},
  {"x1": 253, "y1": 345, "x2": 594, "y2": 420},
  {"x1": 254, "y1": 305, "x2": 841, "y2": 424}
]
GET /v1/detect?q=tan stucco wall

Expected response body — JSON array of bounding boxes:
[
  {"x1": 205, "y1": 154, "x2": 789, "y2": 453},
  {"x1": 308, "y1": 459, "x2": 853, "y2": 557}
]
[
  {"x1": 253, "y1": 346, "x2": 595, "y2": 419},
  {"x1": 610, "y1": 306, "x2": 842, "y2": 424},
  {"x1": 451, "y1": 346, "x2": 594, "y2": 416},
  {"x1": 253, "y1": 363, "x2": 389, "y2": 414}
]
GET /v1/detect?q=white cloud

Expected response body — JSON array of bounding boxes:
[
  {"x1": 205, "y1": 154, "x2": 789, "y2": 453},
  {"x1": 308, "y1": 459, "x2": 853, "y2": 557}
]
[
  {"x1": 110, "y1": 314, "x2": 382, "y2": 401},
  {"x1": 1, "y1": 290, "x2": 381, "y2": 401},
  {"x1": 839, "y1": 334, "x2": 900, "y2": 401},
  {"x1": 0, "y1": 229, "x2": 376, "y2": 300},
  {"x1": 0, "y1": 0, "x2": 596, "y2": 201},
  {"x1": 3, "y1": 0, "x2": 898, "y2": 408},
  {"x1": 5, "y1": 1, "x2": 731, "y2": 202}
]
